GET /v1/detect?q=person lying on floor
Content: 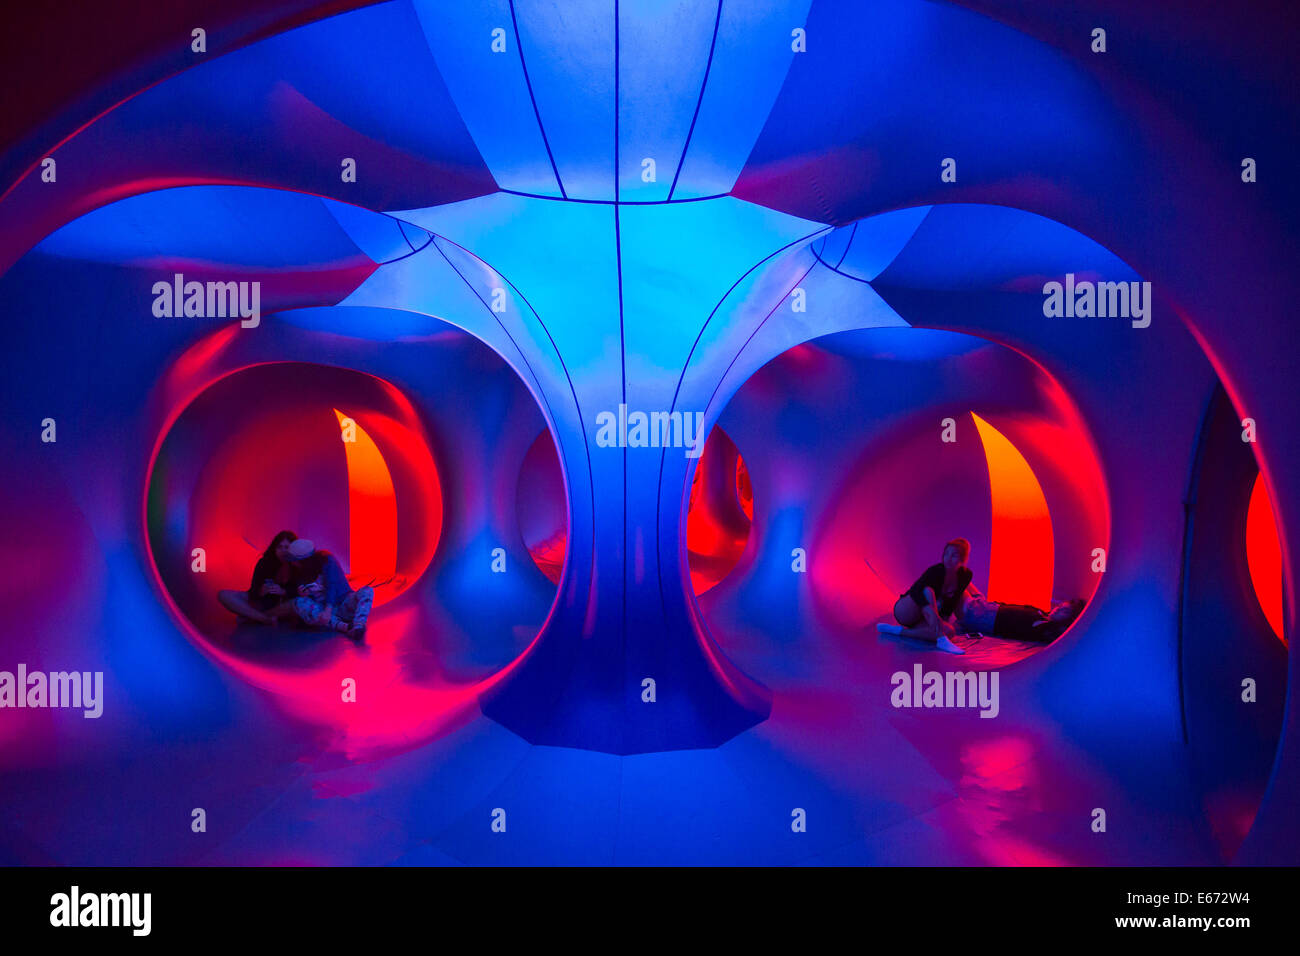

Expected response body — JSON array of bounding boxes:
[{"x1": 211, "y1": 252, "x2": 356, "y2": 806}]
[
  {"x1": 217, "y1": 530, "x2": 298, "y2": 624},
  {"x1": 877, "y1": 538, "x2": 979, "y2": 655},
  {"x1": 956, "y1": 595, "x2": 1085, "y2": 644},
  {"x1": 267, "y1": 538, "x2": 373, "y2": 643}
]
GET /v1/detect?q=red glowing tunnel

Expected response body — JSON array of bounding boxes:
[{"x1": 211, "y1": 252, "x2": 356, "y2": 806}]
[
  {"x1": 697, "y1": 328, "x2": 1111, "y2": 671},
  {"x1": 517, "y1": 425, "x2": 754, "y2": 595},
  {"x1": 146, "y1": 362, "x2": 443, "y2": 642},
  {"x1": 1247, "y1": 472, "x2": 1285, "y2": 645}
]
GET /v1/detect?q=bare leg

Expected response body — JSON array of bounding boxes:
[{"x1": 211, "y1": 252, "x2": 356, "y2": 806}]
[
  {"x1": 884, "y1": 594, "x2": 937, "y2": 639},
  {"x1": 897, "y1": 622, "x2": 942, "y2": 641},
  {"x1": 217, "y1": 589, "x2": 272, "y2": 624},
  {"x1": 892, "y1": 595, "x2": 923, "y2": 627},
  {"x1": 895, "y1": 589, "x2": 963, "y2": 653},
  {"x1": 895, "y1": 588, "x2": 942, "y2": 641}
]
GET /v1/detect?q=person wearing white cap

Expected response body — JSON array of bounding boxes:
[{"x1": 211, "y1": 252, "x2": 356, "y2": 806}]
[{"x1": 281, "y1": 538, "x2": 373, "y2": 643}]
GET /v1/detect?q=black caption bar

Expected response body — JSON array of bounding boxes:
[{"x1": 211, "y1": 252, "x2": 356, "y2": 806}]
[{"x1": 0, "y1": 865, "x2": 1291, "y2": 943}]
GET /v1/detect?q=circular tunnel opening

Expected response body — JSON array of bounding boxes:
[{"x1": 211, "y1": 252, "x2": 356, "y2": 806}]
[
  {"x1": 517, "y1": 425, "x2": 753, "y2": 594},
  {"x1": 697, "y1": 326, "x2": 1110, "y2": 675},
  {"x1": 146, "y1": 323, "x2": 567, "y2": 705},
  {"x1": 146, "y1": 362, "x2": 444, "y2": 666},
  {"x1": 516, "y1": 429, "x2": 568, "y2": 586},
  {"x1": 687, "y1": 426, "x2": 754, "y2": 595},
  {"x1": 1181, "y1": 382, "x2": 1289, "y2": 858}
]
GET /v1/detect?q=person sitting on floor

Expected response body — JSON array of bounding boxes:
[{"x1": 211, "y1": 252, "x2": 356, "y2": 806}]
[
  {"x1": 877, "y1": 538, "x2": 981, "y2": 655},
  {"x1": 217, "y1": 530, "x2": 298, "y2": 625},
  {"x1": 271, "y1": 538, "x2": 373, "y2": 643},
  {"x1": 957, "y1": 595, "x2": 1085, "y2": 644}
]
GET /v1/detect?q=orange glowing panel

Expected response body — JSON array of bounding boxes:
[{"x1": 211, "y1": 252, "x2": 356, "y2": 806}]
[
  {"x1": 1246, "y1": 472, "x2": 1284, "y2": 644},
  {"x1": 334, "y1": 408, "x2": 397, "y2": 584},
  {"x1": 970, "y1": 412, "x2": 1053, "y2": 610}
]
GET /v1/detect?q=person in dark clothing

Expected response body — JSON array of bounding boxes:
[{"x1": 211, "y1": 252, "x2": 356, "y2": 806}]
[
  {"x1": 271, "y1": 538, "x2": 373, "y2": 643},
  {"x1": 217, "y1": 530, "x2": 298, "y2": 624},
  {"x1": 877, "y1": 538, "x2": 981, "y2": 655},
  {"x1": 958, "y1": 596, "x2": 1085, "y2": 643}
]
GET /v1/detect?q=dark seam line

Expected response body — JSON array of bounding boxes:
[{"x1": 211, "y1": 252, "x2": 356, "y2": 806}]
[
  {"x1": 430, "y1": 237, "x2": 592, "y2": 714},
  {"x1": 396, "y1": 218, "x2": 418, "y2": 253},
  {"x1": 665, "y1": 227, "x2": 831, "y2": 421},
  {"x1": 678, "y1": 258, "x2": 823, "y2": 671},
  {"x1": 811, "y1": 243, "x2": 871, "y2": 283},
  {"x1": 651, "y1": 227, "x2": 831, "y2": 646},
  {"x1": 430, "y1": 231, "x2": 598, "y2": 641},
  {"x1": 509, "y1": 0, "x2": 567, "y2": 199},
  {"x1": 699, "y1": 258, "x2": 819, "y2": 434},
  {"x1": 835, "y1": 221, "x2": 858, "y2": 269},
  {"x1": 667, "y1": 0, "x2": 723, "y2": 202},
  {"x1": 429, "y1": 238, "x2": 568, "y2": 470},
  {"x1": 614, "y1": 0, "x2": 621, "y2": 206},
  {"x1": 379, "y1": 231, "x2": 433, "y2": 265},
  {"x1": 615, "y1": 0, "x2": 628, "y2": 693},
  {"x1": 498, "y1": 187, "x2": 729, "y2": 205},
  {"x1": 658, "y1": 255, "x2": 821, "y2": 673},
  {"x1": 430, "y1": 236, "x2": 593, "y2": 627}
]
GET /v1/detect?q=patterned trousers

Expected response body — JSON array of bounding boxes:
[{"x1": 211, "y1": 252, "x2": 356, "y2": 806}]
[{"x1": 294, "y1": 585, "x2": 373, "y2": 632}]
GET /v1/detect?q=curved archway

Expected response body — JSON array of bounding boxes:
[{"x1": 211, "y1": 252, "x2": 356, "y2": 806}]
[
  {"x1": 139, "y1": 319, "x2": 566, "y2": 754},
  {"x1": 1181, "y1": 384, "x2": 1289, "y2": 857},
  {"x1": 146, "y1": 361, "x2": 443, "y2": 657},
  {"x1": 697, "y1": 326, "x2": 1108, "y2": 673},
  {"x1": 517, "y1": 425, "x2": 755, "y2": 595}
]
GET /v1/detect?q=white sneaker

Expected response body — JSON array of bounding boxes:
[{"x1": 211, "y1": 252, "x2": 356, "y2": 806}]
[
  {"x1": 936, "y1": 635, "x2": 966, "y2": 655},
  {"x1": 876, "y1": 623, "x2": 904, "y2": 636}
]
